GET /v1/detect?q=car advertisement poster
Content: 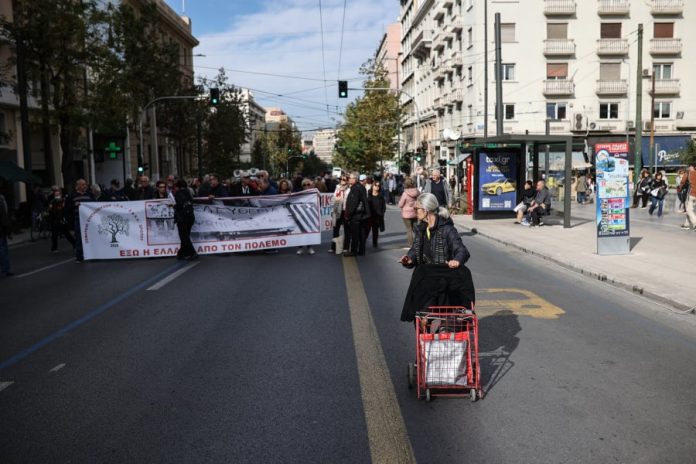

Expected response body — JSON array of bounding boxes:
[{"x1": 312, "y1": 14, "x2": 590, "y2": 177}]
[
  {"x1": 595, "y1": 142, "x2": 630, "y2": 243},
  {"x1": 477, "y1": 151, "x2": 518, "y2": 211}
]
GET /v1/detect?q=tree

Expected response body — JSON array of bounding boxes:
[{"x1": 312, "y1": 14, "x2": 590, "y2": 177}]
[
  {"x1": 301, "y1": 152, "x2": 329, "y2": 178},
  {"x1": 680, "y1": 139, "x2": 696, "y2": 166},
  {"x1": 334, "y1": 59, "x2": 402, "y2": 174},
  {"x1": 265, "y1": 121, "x2": 301, "y2": 177},
  {"x1": 98, "y1": 214, "x2": 129, "y2": 243}
]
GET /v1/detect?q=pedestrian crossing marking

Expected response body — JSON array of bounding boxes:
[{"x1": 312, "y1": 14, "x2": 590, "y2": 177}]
[{"x1": 476, "y1": 288, "x2": 565, "y2": 319}]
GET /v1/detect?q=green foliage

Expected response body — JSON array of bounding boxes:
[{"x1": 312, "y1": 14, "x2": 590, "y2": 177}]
[
  {"x1": 334, "y1": 59, "x2": 402, "y2": 173},
  {"x1": 301, "y1": 152, "x2": 329, "y2": 178},
  {"x1": 680, "y1": 139, "x2": 696, "y2": 166},
  {"x1": 261, "y1": 121, "x2": 301, "y2": 177}
]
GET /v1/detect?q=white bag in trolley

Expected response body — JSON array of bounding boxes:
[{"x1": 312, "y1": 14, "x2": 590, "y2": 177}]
[{"x1": 424, "y1": 333, "x2": 469, "y2": 386}]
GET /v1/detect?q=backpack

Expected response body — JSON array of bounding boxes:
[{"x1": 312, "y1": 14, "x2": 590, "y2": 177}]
[{"x1": 678, "y1": 180, "x2": 690, "y2": 203}]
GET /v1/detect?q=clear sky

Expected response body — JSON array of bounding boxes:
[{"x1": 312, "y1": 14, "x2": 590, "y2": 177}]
[{"x1": 163, "y1": 0, "x2": 400, "y2": 135}]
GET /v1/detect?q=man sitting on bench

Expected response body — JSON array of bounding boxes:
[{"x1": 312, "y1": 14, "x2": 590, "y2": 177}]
[{"x1": 522, "y1": 179, "x2": 551, "y2": 227}]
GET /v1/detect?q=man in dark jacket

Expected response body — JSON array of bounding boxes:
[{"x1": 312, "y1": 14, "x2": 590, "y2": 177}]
[
  {"x1": 135, "y1": 176, "x2": 155, "y2": 200},
  {"x1": 524, "y1": 179, "x2": 551, "y2": 227},
  {"x1": 65, "y1": 179, "x2": 94, "y2": 262},
  {"x1": 173, "y1": 179, "x2": 198, "y2": 260},
  {"x1": 207, "y1": 174, "x2": 229, "y2": 198},
  {"x1": 343, "y1": 172, "x2": 368, "y2": 256}
]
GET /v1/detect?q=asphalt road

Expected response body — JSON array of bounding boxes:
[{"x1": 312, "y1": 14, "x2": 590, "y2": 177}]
[{"x1": 1, "y1": 207, "x2": 695, "y2": 463}]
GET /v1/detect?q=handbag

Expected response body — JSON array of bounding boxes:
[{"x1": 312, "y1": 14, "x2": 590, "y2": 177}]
[{"x1": 650, "y1": 188, "x2": 660, "y2": 198}]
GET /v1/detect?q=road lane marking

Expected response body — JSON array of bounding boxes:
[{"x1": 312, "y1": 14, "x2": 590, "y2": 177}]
[
  {"x1": 0, "y1": 262, "x2": 185, "y2": 371},
  {"x1": 477, "y1": 288, "x2": 566, "y2": 319},
  {"x1": 16, "y1": 258, "x2": 74, "y2": 278},
  {"x1": 146, "y1": 261, "x2": 199, "y2": 291},
  {"x1": 0, "y1": 381, "x2": 13, "y2": 392},
  {"x1": 342, "y1": 258, "x2": 416, "y2": 464},
  {"x1": 48, "y1": 363, "x2": 66, "y2": 373}
]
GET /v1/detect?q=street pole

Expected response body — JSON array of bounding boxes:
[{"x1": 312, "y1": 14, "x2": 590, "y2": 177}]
[
  {"x1": 494, "y1": 13, "x2": 504, "y2": 137},
  {"x1": 634, "y1": 24, "x2": 644, "y2": 174},
  {"x1": 484, "y1": 0, "x2": 488, "y2": 141},
  {"x1": 12, "y1": 0, "x2": 32, "y2": 201},
  {"x1": 197, "y1": 115, "x2": 203, "y2": 180},
  {"x1": 648, "y1": 72, "x2": 656, "y2": 174}
]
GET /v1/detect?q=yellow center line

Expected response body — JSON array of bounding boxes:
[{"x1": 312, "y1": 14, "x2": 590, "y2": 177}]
[{"x1": 342, "y1": 258, "x2": 417, "y2": 464}]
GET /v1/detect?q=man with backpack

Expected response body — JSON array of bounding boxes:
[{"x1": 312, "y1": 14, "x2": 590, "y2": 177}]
[{"x1": 679, "y1": 163, "x2": 696, "y2": 231}]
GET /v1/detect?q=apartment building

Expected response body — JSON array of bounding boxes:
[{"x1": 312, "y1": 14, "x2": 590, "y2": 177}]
[
  {"x1": 239, "y1": 89, "x2": 266, "y2": 164},
  {"x1": 312, "y1": 129, "x2": 337, "y2": 163},
  {"x1": 399, "y1": 0, "x2": 695, "y2": 167}
]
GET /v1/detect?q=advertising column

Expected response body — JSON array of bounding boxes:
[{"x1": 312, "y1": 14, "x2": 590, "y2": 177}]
[
  {"x1": 474, "y1": 149, "x2": 520, "y2": 218},
  {"x1": 595, "y1": 142, "x2": 630, "y2": 255}
]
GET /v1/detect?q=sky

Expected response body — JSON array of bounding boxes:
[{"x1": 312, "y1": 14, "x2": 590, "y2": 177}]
[{"x1": 163, "y1": 0, "x2": 400, "y2": 136}]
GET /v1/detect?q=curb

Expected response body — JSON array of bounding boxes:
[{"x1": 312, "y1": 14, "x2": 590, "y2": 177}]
[{"x1": 458, "y1": 223, "x2": 695, "y2": 315}]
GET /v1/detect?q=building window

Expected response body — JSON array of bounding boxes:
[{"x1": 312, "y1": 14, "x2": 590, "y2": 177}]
[
  {"x1": 654, "y1": 101, "x2": 671, "y2": 119},
  {"x1": 599, "y1": 102, "x2": 619, "y2": 119},
  {"x1": 468, "y1": 105, "x2": 474, "y2": 124},
  {"x1": 653, "y1": 63, "x2": 672, "y2": 80},
  {"x1": 0, "y1": 112, "x2": 7, "y2": 146},
  {"x1": 501, "y1": 24, "x2": 516, "y2": 43},
  {"x1": 654, "y1": 22, "x2": 674, "y2": 38},
  {"x1": 504, "y1": 104, "x2": 515, "y2": 120},
  {"x1": 547, "y1": 23, "x2": 568, "y2": 39},
  {"x1": 467, "y1": 66, "x2": 473, "y2": 85},
  {"x1": 502, "y1": 63, "x2": 515, "y2": 81},
  {"x1": 600, "y1": 23, "x2": 622, "y2": 39},
  {"x1": 599, "y1": 62, "x2": 621, "y2": 81},
  {"x1": 467, "y1": 27, "x2": 473, "y2": 47},
  {"x1": 546, "y1": 63, "x2": 568, "y2": 80},
  {"x1": 546, "y1": 102, "x2": 567, "y2": 120}
]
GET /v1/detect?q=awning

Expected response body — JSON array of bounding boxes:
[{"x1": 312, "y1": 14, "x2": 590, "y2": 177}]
[{"x1": 0, "y1": 160, "x2": 42, "y2": 183}]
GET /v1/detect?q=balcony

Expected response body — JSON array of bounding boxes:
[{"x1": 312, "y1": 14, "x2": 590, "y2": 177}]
[
  {"x1": 450, "y1": 90, "x2": 463, "y2": 102},
  {"x1": 450, "y1": 54, "x2": 463, "y2": 67},
  {"x1": 598, "y1": 0, "x2": 630, "y2": 15},
  {"x1": 543, "y1": 39, "x2": 576, "y2": 56},
  {"x1": 653, "y1": 78, "x2": 680, "y2": 95},
  {"x1": 650, "y1": 0, "x2": 684, "y2": 15},
  {"x1": 544, "y1": 0, "x2": 576, "y2": 15},
  {"x1": 543, "y1": 79, "x2": 575, "y2": 96},
  {"x1": 597, "y1": 38, "x2": 629, "y2": 55},
  {"x1": 650, "y1": 38, "x2": 682, "y2": 55},
  {"x1": 596, "y1": 79, "x2": 628, "y2": 95},
  {"x1": 411, "y1": 29, "x2": 433, "y2": 58},
  {"x1": 450, "y1": 19, "x2": 464, "y2": 32}
]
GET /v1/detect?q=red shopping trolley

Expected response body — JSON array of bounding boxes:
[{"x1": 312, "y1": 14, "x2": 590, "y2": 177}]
[{"x1": 407, "y1": 306, "x2": 482, "y2": 402}]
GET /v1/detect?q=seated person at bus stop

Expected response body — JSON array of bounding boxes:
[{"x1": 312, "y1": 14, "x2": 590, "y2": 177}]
[
  {"x1": 523, "y1": 179, "x2": 551, "y2": 227},
  {"x1": 399, "y1": 193, "x2": 475, "y2": 322}
]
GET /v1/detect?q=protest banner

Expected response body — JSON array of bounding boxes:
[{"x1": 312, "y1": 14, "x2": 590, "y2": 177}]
[
  {"x1": 79, "y1": 190, "x2": 322, "y2": 260},
  {"x1": 320, "y1": 193, "x2": 334, "y2": 231}
]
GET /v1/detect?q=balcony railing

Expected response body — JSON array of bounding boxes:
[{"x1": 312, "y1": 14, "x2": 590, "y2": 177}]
[
  {"x1": 597, "y1": 38, "x2": 629, "y2": 55},
  {"x1": 543, "y1": 39, "x2": 576, "y2": 55},
  {"x1": 653, "y1": 79, "x2": 680, "y2": 95},
  {"x1": 650, "y1": 38, "x2": 682, "y2": 55},
  {"x1": 544, "y1": 0, "x2": 576, "y2": 15},
  {"x1": 450, "y1": 90, "x2": 463, "y2": 102},
  {"x1": 450, "y1": 19, "x2": 464, "y2": 32},
  {"x1": 596, "y1": 79, "x2": 628, "y2": 95},
  {"x1": 450, "y1": 55, "x2": 463, "y2": 67},
  {"x1": 543, "y1": 79, "x2": 575, "y2": 95},
  {"x1": 650, "y1": 0, "x2": 684, "y2": 15},
  {"x1": 598, "y1": 0, "x2": 630, "y2": 15}
]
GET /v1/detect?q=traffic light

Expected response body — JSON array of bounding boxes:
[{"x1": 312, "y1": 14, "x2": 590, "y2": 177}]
[
  {"x1": 338, "y1": 80, "x2": 348, "y2": 98},
  {"x1": 210, "y1": 87, "x2": 220, "y2": 106},
  {"x1": 137, "y1": 164, "x2": 144, "y2": 173},
  {"x1": 137, "y1": 155, "x2": 144, "y2": 173}
]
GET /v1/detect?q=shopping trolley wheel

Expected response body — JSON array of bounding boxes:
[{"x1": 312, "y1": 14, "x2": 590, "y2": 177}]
[
  {"x1": 469, "y1": 389, "x2": 477, "y2": 402},
  {"x1": 425, "y1": 389, "x2": 432, "y2": 402},
  {"x1": 407, "y1": 363, "x2": 415, "y2": 389}
]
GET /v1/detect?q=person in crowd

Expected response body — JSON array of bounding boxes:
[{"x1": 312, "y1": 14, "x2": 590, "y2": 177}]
[
  {"x1": 106, "y1": 179, "x2": 126, "y2": 201},
  {"x1": 278, "y1": 179, "x2": 293, "y2": 195},
  {"x1": 586, "y1": 174, "x2": 595, "y2": 204},
  {"x1": 386, "y1": 173, "x2": 397, "y2": 205},
  {"x1": 257, "y1": 177, "x2": 277, "y2": 196},
  {"x1": 313, "y1": 177, "x2": 326, "y2": 193},
  {"x1": 423, "y1": 169, "x2": 452, "y2": 208},
  {"x1": 123, "y1": 178, "x2": 137, "y2": 201},
  {"x1": 330, "y1": 174, "x2": 349, "y2": 253},
  {"x1": 136, "y1": 175, "x2": 155, "y2": 200},
  {"x1": 365, "y1": 179, "x2": 386, "y2": 248},
  {"x1": 172, "y1": 179, "x2": 198, "y2": 261},
  {"x1": 359, "y1": 174, "x2": 368, "y2": 189},
  {"x1": 324, "y1": 172, "x2": 337, "y2": 193},
  {"x1": 65, "y1": 179, "x2": 94, "y2": 262},
  {"x1": 152, "y1": 180, "x2": 170, "y2": 199},
  {"x1": 399, "y1": 192, "x2": 470, "y2": 269},
  {"x1": 515, "y1": 180, "x2": 536, "y2": 224},
  {"x1": 648, "y1": 172, "x2": 669, "y2": 217},
  {"x1": 0, "y1": 192, "x2": 13, "y2": 276},
  {"x1": 399, "y1": 177, "x2": 419, "y2": 248},
  {"x1": 297, "y1": 178, "x2": 317, "y2": 255},
  {"x1": 197, "y1": 175, "x2": 211, "y2": 197},
  {"x1": 47, "y1": 185, "x2": 75, "y2": 253},
  {"x1": 91, "y1": 184, "x2": 108, "y2": 202},
  {"x1": 343, "y1": 172, "x2": 369, "y2": 257},
  {"x1": 207, "y1": 173, "x2": 229, "y2": 199},
  {"x1": 575, "y1": 172, "x2": 587, "y2": 204},
  {"x1": 449, "y1": 175, "x2": 456, "y2": 193},
  {"x1": 165, "y1": 175, "x2": 176, "y2": 194},
  {"x1": 258, "y1": 170, "x2": 278, "y2": 192},
  {"x1": 191, "y1": 178, "x2": 202, "y2": 197},
  {"x1": 230, "y1": 173, "x2": 255, "y2": 196},
  {"x1": 679, "y1": 162, "x2": 696, "y2": 230},
  {"x1": 675, "y1": 169, "x2": 687, "y2": 213},
  {"x1": 522, "y1": 179, "x2": 551, "y2": 227},
  {"x1": 632, "y1": 169, "x2": 652, "y2": 209}
]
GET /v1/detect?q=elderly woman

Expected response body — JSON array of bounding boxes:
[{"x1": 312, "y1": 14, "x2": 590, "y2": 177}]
[{"x1": 399, "y1": 193, "x2": 474, "y2": 322}]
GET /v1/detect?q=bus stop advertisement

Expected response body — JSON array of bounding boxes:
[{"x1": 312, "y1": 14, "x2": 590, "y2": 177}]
[
  {"x1": 595, "y1": 142, "x2": 630, "y2": 255},
  {"x1": 473, "y1": 147, "x2": 524, "y2": 219}
]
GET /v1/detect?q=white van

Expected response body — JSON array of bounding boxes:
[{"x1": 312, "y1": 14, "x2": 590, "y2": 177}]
[{"x1": 332, "y1": 167, "x2": 343, "y2": 178}]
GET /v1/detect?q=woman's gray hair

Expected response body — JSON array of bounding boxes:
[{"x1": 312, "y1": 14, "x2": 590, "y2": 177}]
[{"x1": 416, "y1": 193, "x2": 450, "y2": 220}]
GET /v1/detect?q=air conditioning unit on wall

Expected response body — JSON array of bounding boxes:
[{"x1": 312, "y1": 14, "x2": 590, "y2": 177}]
[
  {"x1": 626, "y1": 120, "x2": 635, "y2": 129},
  {"x1": 572, "y1": 113, "x2": 587, "y2": 131}
]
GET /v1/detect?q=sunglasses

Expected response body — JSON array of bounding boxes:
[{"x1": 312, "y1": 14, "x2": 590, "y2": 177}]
[{"x1": 302, "y1": 183, "x2": 311, "y2": 187}]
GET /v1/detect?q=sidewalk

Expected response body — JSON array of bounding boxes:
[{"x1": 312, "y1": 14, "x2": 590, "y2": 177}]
[
  {"x1": 7, "y1": 229, "x2": 32, "y2": 247},
  {"x1": 450, "y1": 199, "x2": 696, "y2": 312}
]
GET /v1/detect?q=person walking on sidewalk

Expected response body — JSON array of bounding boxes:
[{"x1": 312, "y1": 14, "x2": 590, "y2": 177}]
[
  {"x1": 47, "y1": 186, "x2": 75, "y2": 253},
  {"x1": 343, "y1": 172, "x2": 368, "y2": 257},
  {"x1": 648, "y1": 172, "x2": 668, "y2": 218},
  {"x1": 575, "y1": 172, "x2": 587, "y2": 204},
  {"x1": 365, "y1": 180, "x2": 386, "y2": 248},
  {"x1": 675, "y1": 169, "x2": 687, "y2": 213},
  {"x1": 399, "y1": 177, "x2": 419, "y2": 248},
  {"x1": 0, "y1": 192, "x2": 13, "y2": 277},
  {"x1": 632, "y1": 169, "x2": 652, "y2": 209},
  {"x1": 679, "y1": 163, "x2": 696, "y2": 230},
  {"x1": 423, "y1": 169, "x2": 452, "y2": 208}
]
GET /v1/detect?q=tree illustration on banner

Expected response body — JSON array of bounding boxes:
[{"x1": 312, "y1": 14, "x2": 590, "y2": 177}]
[{"x1": 98, "y1": 214, "x2": 130, "y2": 244}]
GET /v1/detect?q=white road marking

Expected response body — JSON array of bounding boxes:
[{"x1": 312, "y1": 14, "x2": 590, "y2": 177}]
[
  {"x1": 48, "y1": 363, "x2": 66, "y2": 373},
  {"x1": 342, "y1": 258, "x2": 416, "y2": 464},
  {"x1": 17, "y1": 258, "x2": 74, "y2": 278},
  {"x1": 146, "y1": 261, "x2": 200, "y2": 291},
  {"x1": 0, "y1": 381, "x2": 14, "y2": 392}
]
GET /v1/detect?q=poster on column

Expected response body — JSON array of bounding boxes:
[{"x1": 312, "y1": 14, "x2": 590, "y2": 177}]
[
  {"x1": 595, "y1": 142, "x2": 631, "y2": 255},
  {"x1": 477, "y1": 151, "x2": 518, "y2": 211},
  {"x1": 78, "y1": 190, "x2": 322, "y2": 260}
]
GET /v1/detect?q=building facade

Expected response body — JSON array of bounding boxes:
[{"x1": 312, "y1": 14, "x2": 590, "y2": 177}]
[
  {"x1": 239, "y1": 89, "x2": 266, "y2": 164},
  {"x1": 399, "y1": 0, "x2": 695, "y2": 167},
  {"x1": 312, "y1": 129, "x2": 336, "y2": 163}
]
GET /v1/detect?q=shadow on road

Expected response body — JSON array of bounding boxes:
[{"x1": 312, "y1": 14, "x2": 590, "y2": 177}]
[
  {"x1": 630, "y1": 236, "x2": 642, "y2": 250},
  {"x1": 478, "y1": 310, "x2": 521, "y2": 396}
]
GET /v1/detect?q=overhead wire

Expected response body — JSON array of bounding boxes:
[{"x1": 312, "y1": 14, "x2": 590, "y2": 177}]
[{"x1": 317, "y1": 0, "x2": 331, "y2": 120}]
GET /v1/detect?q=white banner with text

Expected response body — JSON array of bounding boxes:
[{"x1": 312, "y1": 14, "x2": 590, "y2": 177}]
[{"x1": 79, "y1": 190, "x2": 322, "y2": 260}]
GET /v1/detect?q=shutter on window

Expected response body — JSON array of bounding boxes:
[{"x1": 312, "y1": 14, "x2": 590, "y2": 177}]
[
  {"x1": 501, "y1": 24, "x2": 515, "y2": 42},
  {"x1": 547, "y1": 23, "x2": 567, "y2": 39},
  {"x1": 599, "y1": 63, "x2": 621, "y2": 80},
  {"x1": 547, "y1": 63, "x2": 568, "y2": 78},
  {"x1": 601, "y1": 23, "x2": 621, "y2": 39},
  {"x1": 654, "y1": 23, "x2": 674, "y2": 38}
]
